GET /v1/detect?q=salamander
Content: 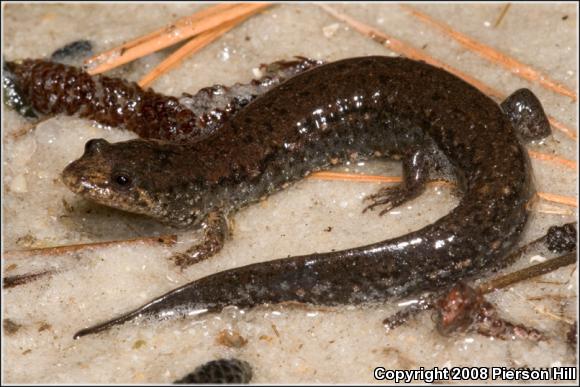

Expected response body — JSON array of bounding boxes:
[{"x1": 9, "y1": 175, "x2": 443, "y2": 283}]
[{"x1": 5, "y1": 56, "x2": 552, "y2": 338}]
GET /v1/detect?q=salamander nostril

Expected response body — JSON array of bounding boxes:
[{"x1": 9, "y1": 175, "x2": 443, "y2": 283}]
[{"x1": 84, "y1": 138, "x2": 109, "y2": 154}]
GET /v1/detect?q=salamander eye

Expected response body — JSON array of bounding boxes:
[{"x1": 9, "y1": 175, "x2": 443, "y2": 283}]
[{"x1": 113, "y1": 173, "x2": 132, "y2": 188}]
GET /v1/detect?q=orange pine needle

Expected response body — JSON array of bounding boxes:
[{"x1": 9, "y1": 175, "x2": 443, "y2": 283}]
[
  {"x1": 86, "y1": 3, "x2": 270, "y2": 75},
  {"x1": 401, "y1": 5, "x2": 577, "y2": 101},
  {"x1": 309, "y1": 171, "x2": 402, "y2": 183},
  {"x1": 309, "y1": 171, "x2": 576, "y2": 209},
  {"x1": 85, "y1": 3, "x2": 237, "y2": 72},
  {"x1": 536, "y1": 192, "x2": 577, "y2": 208},
  {"x1": 319, "y1": 5, "x2": 578, "y2": 141},
  {"x1": 528, "y1": 150, "x2": 577, "y2": 170},
  {"x1": 548, "y1": 116, "x2": 578, "y2": 140},
  {"x1": 139, "y1": 26, "x2": 232, "y2": 88},
  {"x1": 139, "y1": 8, "x2": 264, "y2": 88}
]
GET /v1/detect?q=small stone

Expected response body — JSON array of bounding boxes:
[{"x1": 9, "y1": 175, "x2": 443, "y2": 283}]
[
  {"x1": 10, "y1": 174, "x2": 28, "y2": 193},
  {"x1": 323, "y1": 23, "x2": 340, "y2": 38},
  {"x1": 252, "y1": 67, "x2": 263, "y2": 78},
  {"x1": 259, "y1": 335, "x2": 273, "y2": 343},
  {"x1": 216, "y1": 329, "x2": 248, "y2": 348}
]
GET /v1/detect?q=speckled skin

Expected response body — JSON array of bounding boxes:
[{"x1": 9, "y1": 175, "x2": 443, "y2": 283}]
[{"x1": 5, "y1": 56, "x2": 551, "y2": 338}]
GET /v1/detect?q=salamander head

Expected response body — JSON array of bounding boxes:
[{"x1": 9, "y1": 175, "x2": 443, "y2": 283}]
[{"x1": 62, "y1": 138, "x2": 204, "y2": 228}]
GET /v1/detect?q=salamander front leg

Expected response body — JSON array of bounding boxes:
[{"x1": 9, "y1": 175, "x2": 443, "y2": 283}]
[
  {"x1": 170, "y1": 211, "x2": 230, "y2": 270},
  {"x1": 363, "y1": 147, "x2": 429, "y2": 216}
]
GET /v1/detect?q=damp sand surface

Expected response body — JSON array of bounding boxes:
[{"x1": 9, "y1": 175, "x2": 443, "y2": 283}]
[{"x1": 2, "y1": 3, "x2": 578, "y2": 383}]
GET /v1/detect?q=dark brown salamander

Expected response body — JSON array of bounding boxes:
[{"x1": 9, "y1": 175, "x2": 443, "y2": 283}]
[{"x1": 6, "y1": 56, "x2": 552, "y2": 338}]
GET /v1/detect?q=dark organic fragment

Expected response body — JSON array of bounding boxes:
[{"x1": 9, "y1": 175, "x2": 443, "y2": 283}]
[
  {"x1": 566, "y1": 321, "x2": 577, "y2": 350},
  {"x1": 3, "y1": 61, "x2": 38, "y2": 118},
  {"x1": 3, "y1": 319, "x2": 23, "y2": 335},
  {"x1": 546, "y1": 222, "x2": 577, "y2": 253},
  {"x1": 174, "y1": 358, "x2": 253, "y2": 384},
  {"x1": 50, "y1": 40, "x2": 93, "y2": 63},
  {"x1": 4, "y1": 57, "x2": 322, "y2": 141},
  {"x1": 383, "y1": 249, "x2": 576, "y2": 337},
  {"x1": 435, "y1": 282, "x2": 544, "y2": 341},
  {"x1": 3, "y1": 270, "x2": 56, "y2": 289}
]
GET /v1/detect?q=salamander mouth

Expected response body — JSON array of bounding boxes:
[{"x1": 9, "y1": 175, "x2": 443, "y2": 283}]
[{"x1": 62, "y1": 171, "x2": 143, "y2": 216}]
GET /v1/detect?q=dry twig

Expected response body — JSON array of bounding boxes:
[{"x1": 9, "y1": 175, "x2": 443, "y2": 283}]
[
  {"x1": 3, "y1": 235, "x2": 177, "y2": 260},
  {"x1": 494, "y1": 3, "x2": 511, "y2": 28}
]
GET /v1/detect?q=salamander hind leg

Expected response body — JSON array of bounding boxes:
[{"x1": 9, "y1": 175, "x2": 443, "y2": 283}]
[
  {"x1": 363, "y1": 147, "x2": 429, "y2": 216},
  {"x1": 501, "y1": 88, "x2": 551, "y2": 141},
  {"x1": 170, "y1": 211, "x2": 230, "y2": 270}
]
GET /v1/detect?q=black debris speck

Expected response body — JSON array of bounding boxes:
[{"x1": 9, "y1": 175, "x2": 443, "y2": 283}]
[{"x1": 546, "y1": 223, "x2": 577, "y2": 253}]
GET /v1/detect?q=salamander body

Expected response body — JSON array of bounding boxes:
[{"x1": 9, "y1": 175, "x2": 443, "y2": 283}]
[{"x1": 5, "y1": 56, "x2": 551, "y2": 337}]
